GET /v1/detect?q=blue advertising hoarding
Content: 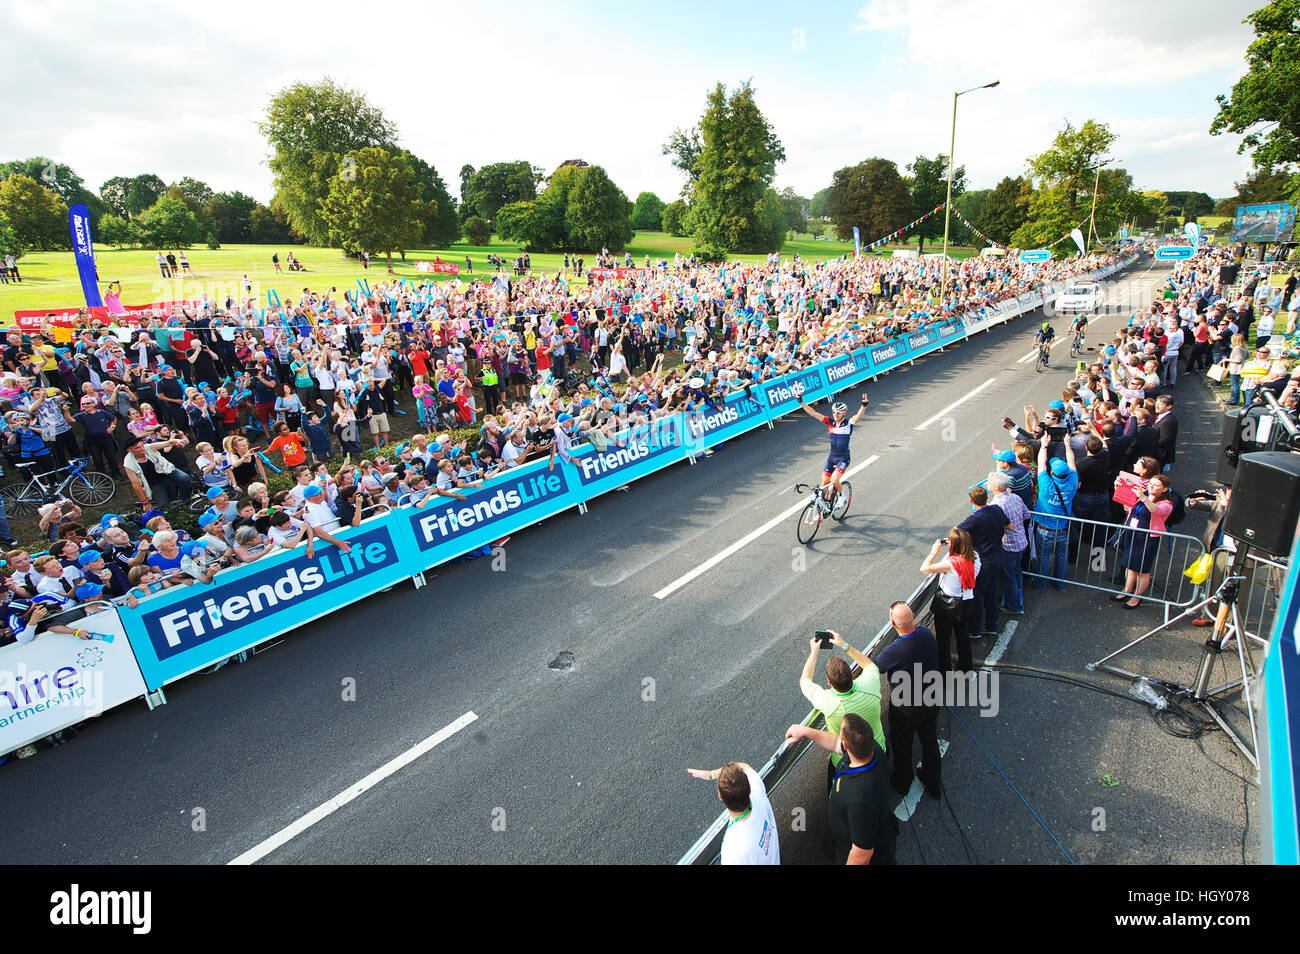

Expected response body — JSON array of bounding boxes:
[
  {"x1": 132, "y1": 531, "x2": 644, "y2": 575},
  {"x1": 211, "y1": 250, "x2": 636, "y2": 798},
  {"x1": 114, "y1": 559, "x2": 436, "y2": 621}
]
[
  {"x1": 1154, "y1": 245, "x2": 1195, "y2": 261},
  {"x1": 760, "y1": 366, "x2": 827, "y2": 417},
  {"x1": 123, "y1": 525, "x2": 412, "y2": 689}
]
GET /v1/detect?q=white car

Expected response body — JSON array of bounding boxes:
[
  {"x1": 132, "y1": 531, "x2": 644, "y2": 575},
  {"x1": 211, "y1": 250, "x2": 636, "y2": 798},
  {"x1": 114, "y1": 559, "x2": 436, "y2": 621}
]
[{"x1": 1057, "y1": 281, "x2": 1104, "y2": 314}]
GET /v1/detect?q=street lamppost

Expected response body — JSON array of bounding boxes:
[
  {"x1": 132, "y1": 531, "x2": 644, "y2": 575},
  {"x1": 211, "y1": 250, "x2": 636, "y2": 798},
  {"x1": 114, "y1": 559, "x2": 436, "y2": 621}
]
[
  {"x1": 940, "y1": 80, "x2": 999, "y2": 308},
  {"x1": 1086, "y1": 157, "x2": 1117, "y2": 253}
]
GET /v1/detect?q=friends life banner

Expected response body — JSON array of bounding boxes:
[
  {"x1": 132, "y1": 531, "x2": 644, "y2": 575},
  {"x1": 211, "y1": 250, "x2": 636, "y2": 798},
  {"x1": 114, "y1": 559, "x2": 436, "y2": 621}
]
[
  {"x1": 67, "y1": 204, "x2": 103, "y2": 308},
  {"x1": 120, "y1": 524, "x2": 413, "y2": 690}
]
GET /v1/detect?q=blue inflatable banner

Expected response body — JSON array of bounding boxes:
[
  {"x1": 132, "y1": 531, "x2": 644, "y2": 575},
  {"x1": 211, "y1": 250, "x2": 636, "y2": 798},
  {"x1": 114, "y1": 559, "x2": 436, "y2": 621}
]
[
  {"x1": 67, "y1": 204, "x2": 103, "y2": 308},
  {"x1": 122, "y1": 525, "x2": 410, "y2": 689}
]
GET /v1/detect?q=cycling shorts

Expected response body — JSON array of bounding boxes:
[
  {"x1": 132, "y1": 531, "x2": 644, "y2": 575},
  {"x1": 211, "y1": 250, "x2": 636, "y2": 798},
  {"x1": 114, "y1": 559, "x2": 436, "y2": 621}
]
[{"x1": 823, "y1": 454, "x2": 850, "y2": 476}]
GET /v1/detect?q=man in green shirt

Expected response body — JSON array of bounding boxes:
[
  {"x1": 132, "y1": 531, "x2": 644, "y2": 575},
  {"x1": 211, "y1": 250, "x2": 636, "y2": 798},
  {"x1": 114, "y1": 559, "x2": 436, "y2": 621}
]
[{"x1": 798, "y1": 630, "x2": 886, "y2": 753}]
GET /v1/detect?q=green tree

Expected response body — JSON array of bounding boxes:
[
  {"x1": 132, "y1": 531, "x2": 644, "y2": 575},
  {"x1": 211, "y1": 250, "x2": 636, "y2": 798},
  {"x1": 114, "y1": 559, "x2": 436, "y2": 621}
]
[
  {"x1": 125, "y1": 174, "x2": 166, "y2": 218},
  {"x1": 462, "y1": 161, "x2": 543, "y2": 222},
  {"x1": 689, "y1": 81, "x2": 786, "y2": 254},
  {"x1": 172, "y1": 176, "x2": 214, "y2": 207},
  {"x1": 661, "y1": 125, "x2": 703, "y2": 198},
  {"x1": 777, "y1": 187, "x2": 808, "y2": 235},
  {"x1": 1027, "y1": 119, "x2": 1118, "y2": 220},
  {"x1": 97, "y1": 214, "x2": 134, "y2": 248},
  {"x1": 808, "y1": 186, "x2": 833, "y2": 219},
  {"x1": 976, "y1": 176, "x2": 1032, "y2": 244},
  {"x1": 0, "y1": 218, "x2": 19, "y2": 259},
  {"x1": 1211, "y1": 0, "x2": 1300, "y2": 176},
  {"x1": 463, "y1": 216, "x2": 491, "y2": 246},
  {"x1": 567, "y1": 166, "x2": 635, "y2": 251},
  {"x1": 907, "y1": 154, "x2": 964, "y2": 254},
  {"x1": 99, "y1": 176, "x2": 133, "y2": 218},
  {"x1": 1213, "y1": 167, "x2": 1294, "y2": 215},
  {"x1": 827, "y1": 158, "x2": 912, "y2": 243},
  {"x1": 459, "y1": 164, "x2": 476, "y2": 200},
  {"x1": 319, "y1": 147, "x2": 427, "y2": 271},
  {"x1": 248, "y1": 202, "x2": 296, "y2": 244},
  {"x1": 1163, "y1": 191, "x2": 1216, "y2": 219},
  {"x1": 260, "y1": 77, "x2": 399, "y2": 246},
  {"x1": 0, "y1": 174, "x2": 68, "y2": 250},
  {"x1": 661, "y1": 199, "x2": 690, "y2": 237},
  {"x1": 956, "y1": 188, "x2": 991, "y2": 227},
  {"x1": 631, "y1": 191, "x2": 666, "y2": 230},
  {"x1": 404, "y1": 151, "x2": 459, "y2": 248},
  {"x1": 132, "y1": 194, "x2": 203, "y2": 248},
  {"x1": 0, "y1": 159, "x2": 104, "y2": 228},
  {"x1": 204, "y1": 191, "x2": 259, "y2": 244}
]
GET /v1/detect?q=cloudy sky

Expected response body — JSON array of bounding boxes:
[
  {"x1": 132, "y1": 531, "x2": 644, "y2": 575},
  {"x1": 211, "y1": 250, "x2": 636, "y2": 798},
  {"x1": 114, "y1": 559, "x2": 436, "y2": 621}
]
[{"x1": 3, "y1": 0, "x2": 1262, "y2": 206}]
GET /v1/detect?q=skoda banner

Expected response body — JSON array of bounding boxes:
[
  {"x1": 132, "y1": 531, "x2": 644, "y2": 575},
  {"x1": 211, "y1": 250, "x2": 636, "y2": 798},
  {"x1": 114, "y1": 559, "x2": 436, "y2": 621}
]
[{"x1": 67, "y1": 203, "x2": 103, "y2": 308}]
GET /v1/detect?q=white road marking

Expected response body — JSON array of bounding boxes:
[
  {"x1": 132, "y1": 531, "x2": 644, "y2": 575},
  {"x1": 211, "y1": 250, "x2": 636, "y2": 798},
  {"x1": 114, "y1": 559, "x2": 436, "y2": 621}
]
[
  {"x1": 895, "y1": 738, "x2": 951, "y2": 821},
  {"x1": 652, "y1": 455, "x2": 880, "y2": 599},
  {"x1": 227, "y1": 711, "x2": 479, "y2": 865},
  {"x1": 983, "y1": 618, "x2": 1018, "y2": 668},
  {"x1": 914, "y1": 377, "x2": 997, "y2": 431}
]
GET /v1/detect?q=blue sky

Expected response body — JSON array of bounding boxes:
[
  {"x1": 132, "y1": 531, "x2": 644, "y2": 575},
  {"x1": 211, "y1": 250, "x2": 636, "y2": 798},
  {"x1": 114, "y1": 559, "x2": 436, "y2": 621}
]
[{"x1": 2, "y1": 0, "x2": 1263, "y2": 209}]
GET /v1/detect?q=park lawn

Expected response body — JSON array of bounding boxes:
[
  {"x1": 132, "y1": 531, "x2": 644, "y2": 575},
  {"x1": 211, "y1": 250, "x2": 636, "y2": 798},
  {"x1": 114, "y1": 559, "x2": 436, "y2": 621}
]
[{"x1": 0, "y1": 231, "x2": 984, "y2": 320}]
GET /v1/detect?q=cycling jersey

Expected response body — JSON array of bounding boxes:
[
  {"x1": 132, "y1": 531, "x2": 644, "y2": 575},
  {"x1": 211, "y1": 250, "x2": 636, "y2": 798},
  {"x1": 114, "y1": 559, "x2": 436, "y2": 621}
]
[
  {"x1": 822, "y1": 415, "x2": 853, "y2": 473},
  {"x1": 1035, "y1": 326, "x2": 1055, "y2": 344}
]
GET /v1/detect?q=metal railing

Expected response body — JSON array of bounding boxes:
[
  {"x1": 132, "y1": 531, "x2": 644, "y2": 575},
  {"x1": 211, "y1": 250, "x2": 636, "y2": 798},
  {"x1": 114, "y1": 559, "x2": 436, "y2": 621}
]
[
  {"x1": 1202, "y1": 546, "x2": 1287, "y2": 643},
  {"x1": 677, "y1": 575, "x2": 938, "y2": 865},
  {"x1": 1023, "y1": 512, "x2": 1207, "y2": 620}
]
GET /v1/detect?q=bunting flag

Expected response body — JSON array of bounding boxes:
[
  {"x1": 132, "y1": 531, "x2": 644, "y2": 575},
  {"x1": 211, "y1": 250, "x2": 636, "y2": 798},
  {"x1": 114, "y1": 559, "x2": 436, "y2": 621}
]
[
  {"x1": 855, "y1": 204, "x2": 946, "y2": 253},
  {"x1": 948, "y1": 208, "x2": 1009, "y2": 249}
]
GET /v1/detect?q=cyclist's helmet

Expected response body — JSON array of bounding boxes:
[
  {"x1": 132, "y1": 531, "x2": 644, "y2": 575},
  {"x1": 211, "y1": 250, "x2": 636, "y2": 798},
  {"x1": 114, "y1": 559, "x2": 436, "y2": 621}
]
[
  {"x1": 1042, "y1": 322, "x2": 1050, "y2": 331},
  {"x1": 831, "y1": 401, "x2": 848, "y2": 416}
]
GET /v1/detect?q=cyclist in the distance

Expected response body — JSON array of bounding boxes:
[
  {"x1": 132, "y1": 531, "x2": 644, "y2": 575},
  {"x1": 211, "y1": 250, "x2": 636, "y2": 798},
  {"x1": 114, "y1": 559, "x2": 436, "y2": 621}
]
[
  {"x1": 797, "y1": 391, "x2": 869, "y2": 504},
  {"x1": 1035, "y1": 321, "x2": 1056, "y2": 367}
]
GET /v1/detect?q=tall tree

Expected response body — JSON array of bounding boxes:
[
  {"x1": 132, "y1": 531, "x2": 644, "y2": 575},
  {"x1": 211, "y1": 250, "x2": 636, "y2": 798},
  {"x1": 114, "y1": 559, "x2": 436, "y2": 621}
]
[
  {"x1": 907, "y1": 154, "x2": 964, "y2": 254},
  {"x1": 661, "y1": 125, "x2": 703, "y2": 198},
  {"x1": 131, "y1": 194, "x2": 203, "y2": 248},
  {"x1": 462, "y1": 161, "x2": 542, "y2": 223},
  {"x1": 1213, "y1": 167, "x2": 1294, "y2": 214},
  {"x1": 248, "y1": 202, "x2": 296, "y2": 244},
  {"x1": 99, "y1": 176, "x2": 133, "y2": 218},
  {"x1": 689, "y1": 81, "x2": 786, "y2": 254},
  {"x1": 976, "y1": 176, "x2": 1032, "y2": 244},
  {"x1": 404, "y1": 151, "x2": 459, "y2": 248},
  {"x1": 661, "y1": 199, "x2": 691, "y2": 237},
  {"x1": 496, "y1": 164, "x2": 634, "y2": 251},
  {"x1": 1162, "y1": 191, "x2": 1216, "y2": 219},
  {"x1": 956, "y1": 188, "x2": 991, "y2": 228},
  {"x1": 1211, "y1": 0, "x2": 1300, "y2": 182},
  {"x1": 777, "y1": 187, "x2": 808, "y2": 235},
  {"x1": 631, "y1": 191, "x2": 666, "y2": 230},
  {"x1": 808, "y1": 186, "x2": 833, "y2": 219},
  {"x1": 125, "y1": 174, "x2": 166, "y2": 218},
  {"x1": 171, "y1": 176, "x2": 215, "y2": 207},
  {"x1": 459, "y1": 164, "x2": 476, "y2": 200},
  {"x1": 260, "y1": 78, "x2": 399, "y2": 246},
  {"x1": 319, "y1": 147, "x2": 427, "y2": 271},
  {"x1": 1027, "y1": 119, "x2": 1118, "y2": 219},
  {"x1": 204, "y1": 191, "x2": 259, "y2": 244},
  {"x1": 827, "y1": 158, "x2": 912, "y2": 243},
  {"x1": 0, "y1": 175, "x2": 68, "y2": 251},
  {"x1": 0, "y1": 158, "x2": 85, "y2": 206}
]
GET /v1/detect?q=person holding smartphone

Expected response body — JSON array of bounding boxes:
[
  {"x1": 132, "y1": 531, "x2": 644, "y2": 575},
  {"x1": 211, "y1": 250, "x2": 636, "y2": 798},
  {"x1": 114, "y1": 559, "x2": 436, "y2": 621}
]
[{"x1": 797, "y1": 629, "x2": 886, "y2": 753}]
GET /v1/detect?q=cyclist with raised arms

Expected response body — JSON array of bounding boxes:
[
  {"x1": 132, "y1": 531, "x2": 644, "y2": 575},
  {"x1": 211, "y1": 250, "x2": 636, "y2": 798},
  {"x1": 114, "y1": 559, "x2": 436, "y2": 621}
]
[{"x1": 797, "y1": 391, "x2": 869, "y2": 504}]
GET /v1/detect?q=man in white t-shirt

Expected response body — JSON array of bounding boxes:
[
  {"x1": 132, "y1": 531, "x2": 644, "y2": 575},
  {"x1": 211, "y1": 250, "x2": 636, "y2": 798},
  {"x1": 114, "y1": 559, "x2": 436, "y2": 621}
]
[
  {"x1": 1161, "y1": 320, "x2": 1184, "y2": 387},
  {"x1": 686, "y1": 761, "x2": 780, "y2": 865}
]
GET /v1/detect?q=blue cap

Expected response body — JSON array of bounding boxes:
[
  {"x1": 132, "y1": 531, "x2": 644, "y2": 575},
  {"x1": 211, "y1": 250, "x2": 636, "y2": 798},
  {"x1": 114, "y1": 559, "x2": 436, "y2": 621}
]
[
  {"x1": 74, "y1": 582, "x2": 105, "y2": 601},
  {"x1": 198, "y1": 512, "x2": 220, "y2": 528},
  {"x1": 77, "y1": 550, "x2": 104, "y2": 567},
  {"x1": 99, "y1": 513, "x2": 121, "y2": 530},
  {"x1": 1049, "y1": 458, "x2": 1070, "y2": 477},
  {"x1": 1048, "y1": 400, "x2": 1066, "y2": 411},
  {"x1": 557, "y1": 413, "x2": 573, "y2": 423},
  {"x1": 303, "y1": 485, "x2": 323, "y2": 498},
  {"x1": 206, "y1": 486, "x2": 226, "y2": 500},
  {"x1": 992, "y1": 450, "x2": 1016, "y2": 463}
]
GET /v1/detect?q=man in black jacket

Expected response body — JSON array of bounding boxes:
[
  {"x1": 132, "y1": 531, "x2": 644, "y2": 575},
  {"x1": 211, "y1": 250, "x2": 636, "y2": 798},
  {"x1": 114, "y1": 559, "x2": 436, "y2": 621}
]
[
  {"x1": 1153, "y1": 395, "x2": 1178, "y2": 472},
  {"x1": 1126, "y1": 407, "x2": 1160, "y2": 469}
]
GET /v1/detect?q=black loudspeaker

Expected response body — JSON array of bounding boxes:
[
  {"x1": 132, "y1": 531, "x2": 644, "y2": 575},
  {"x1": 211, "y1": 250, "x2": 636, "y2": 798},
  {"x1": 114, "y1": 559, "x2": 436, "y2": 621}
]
[
  {"x1": 1217, "y1": 407, "x2": 1279, "y2": 484},
  {"x1": 1219, "y1": 263, "x2": 1240, "y2": 286},
  {"x1": 1223, "y1": 451, "x2": 1300, "y2": 557}
]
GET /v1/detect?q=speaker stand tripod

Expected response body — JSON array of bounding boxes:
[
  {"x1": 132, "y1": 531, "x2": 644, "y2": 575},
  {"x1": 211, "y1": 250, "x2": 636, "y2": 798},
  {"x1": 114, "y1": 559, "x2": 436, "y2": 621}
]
[{"x1": 1086, "y1": 547, "x2": 1262, "y2": 769}]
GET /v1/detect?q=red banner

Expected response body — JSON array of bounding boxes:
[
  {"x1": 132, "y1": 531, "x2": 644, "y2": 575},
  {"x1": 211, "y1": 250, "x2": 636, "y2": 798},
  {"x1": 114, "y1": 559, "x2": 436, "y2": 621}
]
[
  {"x1": 587, "y1": 267, "x2": 646, "y2": 280},
  {"x1": 415, "y1": 261, "x2": 459, "y2": 275},
  {"x1": 11, "y1": 300, "x2": 201, "y2": 332}
]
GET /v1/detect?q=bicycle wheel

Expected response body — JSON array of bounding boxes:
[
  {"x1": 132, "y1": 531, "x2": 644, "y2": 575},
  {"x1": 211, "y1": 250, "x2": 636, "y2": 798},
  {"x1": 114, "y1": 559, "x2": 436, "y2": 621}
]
[
  {"x1": 0, "y1": 482, "x2": 36, "y2": 518},
  {"x1": 796, "y1": 499, "x2": 822, "y2": 545},
  {"x1": 66, "y1": 470, "x2": 115, "y2": 507},
  {"x1": 188, "y1": 493, "x2": 210, "y2": 514},
  {"x1": 831, "y1": 481, "x2": 852, "y2": 520}
]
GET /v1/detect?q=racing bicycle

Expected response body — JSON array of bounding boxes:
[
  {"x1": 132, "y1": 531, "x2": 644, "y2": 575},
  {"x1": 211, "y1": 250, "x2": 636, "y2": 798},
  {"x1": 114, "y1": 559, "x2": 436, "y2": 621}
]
[
  {"x1": 1069, "y1": 329, "x2": 1087, "y2": 358},
  {"x1": 1035, "y1": 341, "x2": 1052, "y2": 373},
  {"x1": 0, "y1": 457, "x2": 116, "y2": 517},
  {"x1": 793, "y1": 481, "x2": 852, "y2": 545}
]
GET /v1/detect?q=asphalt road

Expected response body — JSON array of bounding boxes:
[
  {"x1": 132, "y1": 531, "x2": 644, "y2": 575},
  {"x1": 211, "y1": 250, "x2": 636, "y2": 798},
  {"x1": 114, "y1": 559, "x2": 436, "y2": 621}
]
[{"x1": 1, "y1": 255, "x2": 1262, "y2": 864}]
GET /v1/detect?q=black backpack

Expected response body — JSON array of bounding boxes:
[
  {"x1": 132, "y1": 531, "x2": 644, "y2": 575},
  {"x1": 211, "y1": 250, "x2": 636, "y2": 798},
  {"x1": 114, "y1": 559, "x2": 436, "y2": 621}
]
[{"x1": 1166, "y1": 487, "x2": 1186, "y2": 527}]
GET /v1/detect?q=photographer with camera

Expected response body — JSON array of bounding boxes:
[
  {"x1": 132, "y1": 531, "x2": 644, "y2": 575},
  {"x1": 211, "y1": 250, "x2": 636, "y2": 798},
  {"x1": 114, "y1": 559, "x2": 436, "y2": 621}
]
[{"x1": 921, "y1": 528, "x2": 979, "y2": 672}]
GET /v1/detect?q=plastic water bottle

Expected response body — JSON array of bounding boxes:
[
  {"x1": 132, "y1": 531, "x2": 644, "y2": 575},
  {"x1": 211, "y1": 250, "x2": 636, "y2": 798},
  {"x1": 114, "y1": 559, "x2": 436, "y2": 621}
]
[{"x1": 1129, "y1": 677, "x2": 1167, "y2": 710}]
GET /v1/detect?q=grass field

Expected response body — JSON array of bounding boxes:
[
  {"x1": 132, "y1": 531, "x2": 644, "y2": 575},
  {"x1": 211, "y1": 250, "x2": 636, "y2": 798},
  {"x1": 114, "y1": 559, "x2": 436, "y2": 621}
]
[{"x1": 0, "y1": 231, "x2": 983, "y2": 319}]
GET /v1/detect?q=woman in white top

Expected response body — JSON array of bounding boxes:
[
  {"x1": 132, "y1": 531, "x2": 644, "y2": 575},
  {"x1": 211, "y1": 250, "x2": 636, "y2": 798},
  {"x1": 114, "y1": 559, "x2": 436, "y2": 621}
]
[{"x1": 920, "y1": 527, "x2": 980, "y2": 674}]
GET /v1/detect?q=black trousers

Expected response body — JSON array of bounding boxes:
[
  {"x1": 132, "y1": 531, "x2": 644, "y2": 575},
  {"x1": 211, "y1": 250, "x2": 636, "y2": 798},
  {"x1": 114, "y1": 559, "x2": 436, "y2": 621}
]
[
  {"x1": 887, "y1": 705, "x2": 941, "y2": 796},
  {"x1": 931, "y1": 595, "x2": 973, "y2": 673},
  {"x1": 83, "y1": 433, "x2": 121, "y2": 475},
  {"x1": 50, "y1": 430, "x2": 80, "y2": 468}
]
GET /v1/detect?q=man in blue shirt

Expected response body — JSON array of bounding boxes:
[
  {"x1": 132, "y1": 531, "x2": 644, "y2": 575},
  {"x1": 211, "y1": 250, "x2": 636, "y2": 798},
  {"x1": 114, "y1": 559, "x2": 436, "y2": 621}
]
[{"x1": 1032, "y1": 437, "x2": 1077, "y2": 591}]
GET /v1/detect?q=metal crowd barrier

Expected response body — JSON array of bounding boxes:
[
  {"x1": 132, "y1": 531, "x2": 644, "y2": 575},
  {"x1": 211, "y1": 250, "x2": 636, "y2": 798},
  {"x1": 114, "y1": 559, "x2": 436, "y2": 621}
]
[
  {"x1": 1200, "y1": 546, "x2": 1287, "y2": 643},
  {"x1": 1022, "y1": 513, "x2": 1207, "y2": 621},
  {"x1": 676, "y1": 575, "x2": 939, "y2": 865}
]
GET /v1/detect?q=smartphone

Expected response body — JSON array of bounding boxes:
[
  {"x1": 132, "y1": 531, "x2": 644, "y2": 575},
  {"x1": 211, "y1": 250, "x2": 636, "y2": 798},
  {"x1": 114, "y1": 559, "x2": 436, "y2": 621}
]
[{"x1": 815, "y1": 630, "x2": 834, "y2": 647}]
